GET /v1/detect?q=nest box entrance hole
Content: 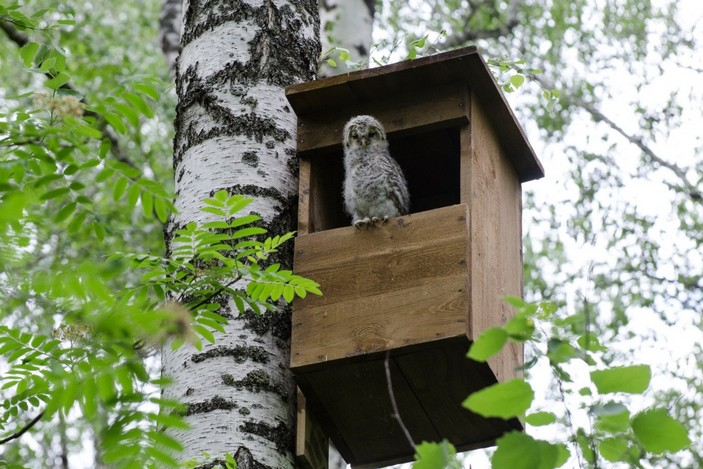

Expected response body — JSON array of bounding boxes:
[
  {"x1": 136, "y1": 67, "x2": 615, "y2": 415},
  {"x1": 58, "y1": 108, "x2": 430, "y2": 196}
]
[{"x1": 303, "y1": 125, "x2": 462, "y2": 234}]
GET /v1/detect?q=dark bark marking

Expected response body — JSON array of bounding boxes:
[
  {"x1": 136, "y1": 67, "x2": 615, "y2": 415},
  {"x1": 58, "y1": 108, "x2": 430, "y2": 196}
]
[
  {"x1": 221, "y1": 369, "x2": 289, "y2": 402},
  {"x1": 191, "y1": 344, "x2": 269, "y2": 364},
  {"x1": 239, "y1": 419, "x2": 292, "y2": 454},
  {"x1": 242, "y1": 151, "x2": 260, "y2": 167},
  {"x1": 187, "y1": 395, "x2": 237, "y2": 415}
]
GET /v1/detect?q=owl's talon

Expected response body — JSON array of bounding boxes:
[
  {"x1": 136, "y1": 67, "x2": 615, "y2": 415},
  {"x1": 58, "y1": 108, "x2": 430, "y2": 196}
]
[
  {"x1": 370, "y1": 216, "x2": 389, "y2": 226},
  {"x1": 354, "y1": 218, "x2": 371, "y2": 229}
]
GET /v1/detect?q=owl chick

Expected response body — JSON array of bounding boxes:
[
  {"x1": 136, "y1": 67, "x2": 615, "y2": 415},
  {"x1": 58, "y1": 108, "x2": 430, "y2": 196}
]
[{"x1": 342, "y1": 115, "x2": 410, "y2": 229}]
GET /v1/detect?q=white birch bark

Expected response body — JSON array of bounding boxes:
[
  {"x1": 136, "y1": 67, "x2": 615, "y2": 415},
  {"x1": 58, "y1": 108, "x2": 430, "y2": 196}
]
[
  {"x1": 319, "y1": 0, "x2": 375, "y2": 76},
  {"x1": 162, "y1": 1, "x2": 319, "y2": 467}
]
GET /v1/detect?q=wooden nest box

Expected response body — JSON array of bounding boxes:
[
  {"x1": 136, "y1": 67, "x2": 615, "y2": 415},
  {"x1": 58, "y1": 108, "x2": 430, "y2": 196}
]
[{"x1": 285, "y1": 46, "x2": 544, "y2": 468}]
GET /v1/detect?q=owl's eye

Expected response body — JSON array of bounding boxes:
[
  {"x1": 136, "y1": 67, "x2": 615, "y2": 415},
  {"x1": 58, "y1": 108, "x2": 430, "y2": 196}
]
[
  {"x1": 368, "y1": 130, "x2": 377, "y2": 138},
  {"x1": 350, "y1": 131, "x2": 358, "y2": 139}
]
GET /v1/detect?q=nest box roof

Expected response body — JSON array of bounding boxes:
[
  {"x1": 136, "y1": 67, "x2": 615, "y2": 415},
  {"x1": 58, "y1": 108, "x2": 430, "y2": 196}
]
[{"x1": 286, "y1": 46, "x2": 544, "y2": 183}]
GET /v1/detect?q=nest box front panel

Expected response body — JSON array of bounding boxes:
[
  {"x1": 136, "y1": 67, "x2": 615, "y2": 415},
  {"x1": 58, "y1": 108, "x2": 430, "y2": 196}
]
[{"x1": 291, "y1": 204, "x2": 470, "y2": 370}]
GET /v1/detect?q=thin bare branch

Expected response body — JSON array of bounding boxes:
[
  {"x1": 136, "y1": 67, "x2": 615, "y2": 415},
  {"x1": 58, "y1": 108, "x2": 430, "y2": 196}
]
[
  {"x1": 384, "y1": 350, "x2": 415, "y2": 450},
  {"x1": 0, "y1": 410, "x2": 44, "y2": 445},
  {"x1": 530, "y1": 74, "x2": 702, "y2": 202}
]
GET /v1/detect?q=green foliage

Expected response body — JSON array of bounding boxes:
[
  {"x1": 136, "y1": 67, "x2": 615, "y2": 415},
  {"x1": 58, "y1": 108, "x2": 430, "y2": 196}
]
[
  {"x1": 419, "y1": 298, "x2": 690, "y2": 468},
  {"x1": 631, "y1": 409, "x2": 691, "y2": 454},
  {"x1": 413, "y1": 440, "x2": 462, "y2": 469},
  {"x1": 0, "y1": 2, "x2": 318, "y2": 466},
  {"x1": 590, "y1": 365, "x2": 651, "y2": 394},
  {"x1": 0, "y1": 189, "x2": 318, "y2": 466},
  {"x1": 492, "y1": 432, "x2": 569, "y2": 469},
  {"x1": 462, "y1": 379, "x2": 534, "y2": 420}
]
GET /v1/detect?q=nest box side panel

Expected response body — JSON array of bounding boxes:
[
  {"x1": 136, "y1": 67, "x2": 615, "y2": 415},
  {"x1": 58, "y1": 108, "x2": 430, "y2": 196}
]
[
  {"x1": 469, "y1": 91, "x2": 524, "y2": 383},
  {"x1": 291, "y1": 204, "x2": 470, "y2": 370}
]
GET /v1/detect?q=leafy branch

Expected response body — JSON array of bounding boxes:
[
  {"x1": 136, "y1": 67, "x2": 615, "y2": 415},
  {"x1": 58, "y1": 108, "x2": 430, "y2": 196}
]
[
  {"x1": 0, "y1": 190, "x2": 320, "y2": 466},
  {"x1": 454, "y1": 297, "x2": 691, "y2": 468}
]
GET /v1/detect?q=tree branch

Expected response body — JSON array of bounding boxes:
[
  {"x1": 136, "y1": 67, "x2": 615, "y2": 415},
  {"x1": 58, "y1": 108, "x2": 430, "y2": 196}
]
[
  {"x1": 0, "y1": 18, "x2": 136, "y2": 169},
  {"x1": 530, "y1": 74, "x2": 702, "y2": 202},
  {"x1": 0, "y1": 410, "x2": 44, "y2": 445},
  {"x1": 384, "y1": 350, "x2": 415, "y2": 450},
  {"x1": 442, "y1": 0, "x2": 520, "y2": 48}
]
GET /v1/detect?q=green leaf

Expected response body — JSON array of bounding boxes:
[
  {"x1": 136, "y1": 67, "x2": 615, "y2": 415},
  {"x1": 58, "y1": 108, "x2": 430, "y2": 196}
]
[
  {"x1": 149, "y1": 412, "x2": 190, "y2": 430},
  {"x1": 127, "y1": 184, "x2": 141, "y2": 207},
  {"x1": 224, "y1": 454, "x2": 238, "y2": 469},
  {"x1": 492, "y1": 431, "x2": 567, "y2": 469},
  {"x1": 510, "y1": 74, "x2": 526, "y2": 89},
  {"x1": 82, "y1": 378, "x2": 97, "y2": 419},
  {"x1": 413, "y1": 440, "x2": 460, "y2": 469},
  {"x1": 463, "y1": 379, "x2": 533, "y2": 419},
  {"x1": 546, "y1": 338, "x2": 578, "y2": 364},
  {"x1": 575, "y1": 428, "x2": 595, "y2": 463},
  {"x1": 503, "y1": 315, "x2": 534, "y2": 340},
  {"x1": 113, "y1": 102, "x2": 140, "y2": 127},
  {"x1": 524, "y1": 411, "x2": 557, "y2": 426},
  {"x1": 104, "y1": 112, "x2": 127, "y2": 134},
  {"x1": 591, "y1": 365, "x2": 650, "y2": 394},
  {"x1": 133, "y1": 82, "x2": 160, "y2": 101},
  {"x1": 154, "y1": 197, "x2": 170, "y2": 223},
  {"x1": 504, "y1": 296, "x2": 527, "y2": 308},
  {"x1": 632, "y1": 408, "x2": 690, "y2": 453},
  {"x1": 595, "y1": 403, "x2": 630, "y2": 433},
  {"x1": 70, "y1": 121, "x2": 102, "y2": 139},
  {"x1": 599, "y1": 436, "x2": 631, "y2": 463},
  {"x1": 45, "y1": 72, "x2": 71, "y2": 90},
  {"x1": 40, "y1": 187, "x2": 70, "y2": 201},
  {"x1": 194, "y1": 325, "x2": 216, "y2": 344},
  {"x1": 124, "y1": 91, "x2": 154, "y2": 118},
  {"x1": 146, "y1": 429, "x2": 183, "y2": 452},
  {"x1": 20, "y1": 42, "x2": 39, "y2": 67},
  {"x1": 113, "y1": 177, "x2": 128, "y2": 201},
  {"x1": 467, "y1": 327, "x2": 508, "y2": 361},
  {"x1": 97, "y1": 372, "x2": 116, "y2": 402},
  {"x1": 282, "y1": 284, "x2": 295, "y2": 302},
  {"x1": 55, "y1": 202, "x2": 77, "y2": 222}
]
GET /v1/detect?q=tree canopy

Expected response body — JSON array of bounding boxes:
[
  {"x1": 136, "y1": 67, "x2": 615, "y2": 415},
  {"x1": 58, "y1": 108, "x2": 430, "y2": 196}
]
[{"x1": 1, "y1": 0, "x2": 701, "y2": 467}]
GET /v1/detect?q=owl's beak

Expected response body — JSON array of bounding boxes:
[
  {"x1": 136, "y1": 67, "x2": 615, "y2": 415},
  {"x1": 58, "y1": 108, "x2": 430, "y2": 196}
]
[{"x1": 360, "y1": 137, "x2": 369, "y2": 148}]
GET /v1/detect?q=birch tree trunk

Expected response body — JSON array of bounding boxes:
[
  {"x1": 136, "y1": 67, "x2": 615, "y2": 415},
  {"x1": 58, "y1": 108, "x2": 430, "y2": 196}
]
[
  {"x1": 319, "y1": 0, "x2": 374, "y2": 76},
  {"x1": 162, "y1": 1, "x2": 319, "y2": 467}
]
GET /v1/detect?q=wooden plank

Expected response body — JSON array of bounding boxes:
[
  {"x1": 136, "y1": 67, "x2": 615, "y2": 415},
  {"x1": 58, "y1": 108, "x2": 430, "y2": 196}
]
[
  {"x1": 298, "y1": 159, "x2": 312, "y2": 236},
  {"x1": 294, "y1": 204, "x2": 466, "y2": 274},
  {"x1": 393, "y1": 339, "x2": 515, "y2": 447},
  {"x1": 301, "y1": 354, "x2": 440, "y2": 468},
  {"x1": 296, "y1": 83, "x2": 468, "y2": 155},
  {"x1": 286, "y1": 47, "x2": 479, "y2": 107},
  {"x1": 291, "y1": 205, "x2": 470, "y2": 369},
  {"x1": 295, "y1": 388, "x2": 329, "y2": 469},
  {"x1": 469, "y1": 91, "x2": 524, "y2": 383},
  {"x1": 292, "y1": 276, "x2": 467, "y2": 369},
  {"x1": 293, "y1": 205, "x2": 468, "y2": 305}
]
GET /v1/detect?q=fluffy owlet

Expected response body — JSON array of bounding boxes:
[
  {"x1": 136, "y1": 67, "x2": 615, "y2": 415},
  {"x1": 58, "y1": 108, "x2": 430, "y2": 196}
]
[{"x1": 342, "y1": 115, "x2": 410, "y2": 228}]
